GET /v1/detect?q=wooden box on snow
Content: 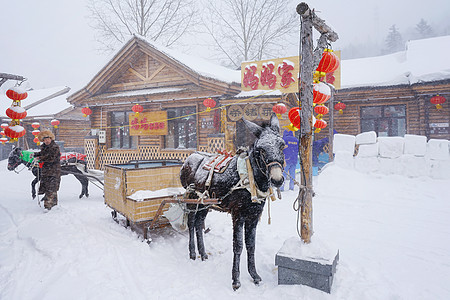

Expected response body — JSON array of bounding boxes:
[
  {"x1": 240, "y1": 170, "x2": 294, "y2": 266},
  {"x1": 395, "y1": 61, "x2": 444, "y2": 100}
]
[{"x1": 104, "y1": 160, "x2": 183, "y2": 224}]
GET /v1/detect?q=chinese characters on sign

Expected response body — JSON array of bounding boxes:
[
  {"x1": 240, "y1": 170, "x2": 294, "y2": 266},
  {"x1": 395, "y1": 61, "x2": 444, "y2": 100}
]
[
  {"x1": 129, "y1": 111, "x2": 168, "y2": 136},
  {"x1": 227, "y1": 103, "x2": 277, "y2": 121},
  {"x1": 241, "y1": 56, "x2": 299, "y2": 93},
  {"x1": 241, "y1": 52, "x2": 341, "y2": 93}
]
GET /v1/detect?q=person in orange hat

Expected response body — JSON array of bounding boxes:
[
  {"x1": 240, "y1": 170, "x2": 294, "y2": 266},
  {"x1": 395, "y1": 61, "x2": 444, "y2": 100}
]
[{"x1": 34, "y1": 130, "x2": 61, "y2": 210}]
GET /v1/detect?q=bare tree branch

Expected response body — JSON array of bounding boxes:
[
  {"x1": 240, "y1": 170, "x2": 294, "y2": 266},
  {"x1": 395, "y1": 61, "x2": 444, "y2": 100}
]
[
  {"x1": 88, "y1": 0, "x2": 199, "y2": 52},
  {"x1": 201, "y1": 0, "x2": 298, "y2": 68}
]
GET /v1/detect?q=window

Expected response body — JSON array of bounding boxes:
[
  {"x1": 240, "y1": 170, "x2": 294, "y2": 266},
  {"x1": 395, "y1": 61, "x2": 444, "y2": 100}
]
[
  {"x1": 361, "y1": 105, "x2": 406, "y2": 136},
  {"x1": 165, "y1": 107, "x2": 197, "y2": 149},
  {"x1": 110, "y1": 111, "x2": 137, "y2": 149}
]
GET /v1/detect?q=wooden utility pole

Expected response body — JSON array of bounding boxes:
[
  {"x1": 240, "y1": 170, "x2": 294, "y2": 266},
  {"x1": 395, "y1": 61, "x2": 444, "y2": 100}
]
[{"x1": 296, "y1": 2, "x2": 338, "y2": 243}]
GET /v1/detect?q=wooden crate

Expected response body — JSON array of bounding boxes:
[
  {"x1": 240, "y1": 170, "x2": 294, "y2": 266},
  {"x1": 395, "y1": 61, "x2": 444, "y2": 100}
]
[{"x1": 104, "y1": 161, "x2": 183, "y2": 223}]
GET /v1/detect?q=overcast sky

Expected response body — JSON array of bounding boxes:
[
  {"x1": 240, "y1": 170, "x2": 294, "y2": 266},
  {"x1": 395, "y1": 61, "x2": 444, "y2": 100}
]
[{"x1": 1, "y1": 0, "x2": 449, "y2": 94}]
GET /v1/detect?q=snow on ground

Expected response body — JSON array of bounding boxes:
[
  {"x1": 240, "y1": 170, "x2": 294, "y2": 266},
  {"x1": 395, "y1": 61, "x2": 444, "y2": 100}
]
[{"x1": 1, "y1": 158, "x2": 450, "y2": 299}]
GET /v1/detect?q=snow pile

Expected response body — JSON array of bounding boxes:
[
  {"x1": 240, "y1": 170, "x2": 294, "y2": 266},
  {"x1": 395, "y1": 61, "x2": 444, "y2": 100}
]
[
  {"x1": 334, "y1": 132, "x2": 450, "y2": 179},
  {"x1": 1, "y1": 158, "x2": 450, "y2": 299},
  {"x1": 128, "y1": 187, "x2": 186, "y2": 201}
]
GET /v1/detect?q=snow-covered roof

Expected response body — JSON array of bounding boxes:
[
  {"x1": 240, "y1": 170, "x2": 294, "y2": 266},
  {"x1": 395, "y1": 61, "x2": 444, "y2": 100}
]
[
  {"x1": 104, "y1": 87, "x2": 186, "y2": 99},
  {"x1": 0, "y1": 86, "x2": 72, "y2": 119},
  {"x1": 134, "y1": 35, "x2": 241, "y2": 85},
  {"x1": 341, "y1": 35, "x2": 450, "y2": 89}
]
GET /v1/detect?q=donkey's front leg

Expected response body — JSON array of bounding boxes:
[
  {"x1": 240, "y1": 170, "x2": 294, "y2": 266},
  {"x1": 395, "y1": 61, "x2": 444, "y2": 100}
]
[
  {"x1": 31, "y1": 177, "x2": 39, "y2": 199},
  {"x1": 232, "y1": 217, "x2": 244, "y2": 290},
  {"x1": 195, "y1": 208, "x2": 209, "y2": 261},
  {"x1": 187, "y1": 211, "x2": 197, "y2": 260},
  {"x1": 245, "y1": 216, "x2": 262, "y2": 285}
]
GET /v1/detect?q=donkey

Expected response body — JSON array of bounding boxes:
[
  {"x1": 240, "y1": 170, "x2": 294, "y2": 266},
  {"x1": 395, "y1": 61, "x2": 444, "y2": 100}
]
[
  {"x1": 180, "y1": 114, "x2": 285, "y2": 290},
  {"x1": 7, "y1": 147, "x2": 90, "y2": 199}
]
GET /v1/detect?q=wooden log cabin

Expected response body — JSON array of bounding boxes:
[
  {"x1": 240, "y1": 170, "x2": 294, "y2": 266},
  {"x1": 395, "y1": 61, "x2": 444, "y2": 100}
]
[
  {"x1": 67, "y1": 35, "x2": 244, "y2": 170},
  {"x1": 66, "y1": 35, "x2": 449, "y2": 170}
]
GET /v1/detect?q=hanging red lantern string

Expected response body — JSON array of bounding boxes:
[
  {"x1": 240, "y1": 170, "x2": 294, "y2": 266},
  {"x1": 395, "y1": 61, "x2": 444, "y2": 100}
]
[
  {"x1": 314, "y1": 119, "x2": 327, "y2": 133},
  {"x1": 272, "y1": 103, "x2": 287, "y2": 118},
  {"x1": 81, "y1": 106, "x2": 92, "y2": 117},
  {"x1": 314, "y1": 104, "x2": 329, "y2": 119},
  {"x1": 334, "y1": 102, "x2": 346, "y2": 114},
  {"x1": 6, "y1": 106, "x2": 27, "y2": 120},
  {"x1": 6, "y1": 86, "x2": 28, "y2": 102},
  {"x1": 313, "y1": 81, "x2": 331, "y2": 104},
  {"x1": 51, "y1": 119, "x2": 60, "y2": 128},
  {"x1": 430, "y1": 94, "x2": 446, "y2": 110},
  {"x1": 132, "y1": 104, "x2": 143, "y2": 116},
  {"x1": 203, "y1": 98, "x2": 216, "y2": 112},
  {"x1": 316, "y1": 48, "x2": 340, "y2": 75},
  {"x1": 286, "y1": 107, "x2": 301, "y2": 131},
  {"x1": 4, "y1": 125, "x2": 26, "y2": 141},
  {"x1": 31, "y1": 122, "x2": 40, "y2": 129}
]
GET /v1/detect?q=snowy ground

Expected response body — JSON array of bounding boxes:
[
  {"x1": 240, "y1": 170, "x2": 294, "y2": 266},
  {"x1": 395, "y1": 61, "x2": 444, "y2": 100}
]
[{"x1": 1, "y1": 158, "x2": 450, "y2": 300}]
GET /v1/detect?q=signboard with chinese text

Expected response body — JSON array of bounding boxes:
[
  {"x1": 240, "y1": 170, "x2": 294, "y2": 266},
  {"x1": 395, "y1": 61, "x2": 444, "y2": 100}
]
[
  {"x1": 241, "y1": 52, "x2": 341, "y2": 93},
  {"x1": 129, "y1": 111, "x2": 168, "y2": 136}
]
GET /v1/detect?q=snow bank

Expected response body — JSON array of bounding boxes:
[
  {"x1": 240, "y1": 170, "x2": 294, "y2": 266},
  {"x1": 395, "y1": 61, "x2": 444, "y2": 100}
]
[{"x1": 333, "y1": 132, "x2": 449, "y2": 179}]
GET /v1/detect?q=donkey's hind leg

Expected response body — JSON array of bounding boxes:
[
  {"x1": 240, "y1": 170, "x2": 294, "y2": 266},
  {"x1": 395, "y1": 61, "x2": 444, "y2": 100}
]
[
  {"x1": 195, "y1": 207, "x2": 209, "y2": 261},
  {"x1": 187, "y1": 209, "x2": 197, "y2": 260},
  {"x1": 31, "y1": 177, "x2": 39, "y2": 199},
  {"x1": 74, "y1": 174, "x2": 89, "y2": 198}
]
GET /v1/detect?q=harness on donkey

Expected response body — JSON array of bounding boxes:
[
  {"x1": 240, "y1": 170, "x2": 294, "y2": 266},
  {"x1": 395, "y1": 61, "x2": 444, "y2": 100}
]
[{"x1": 186, "y1": 148, "x2": 277, "y2": 208}]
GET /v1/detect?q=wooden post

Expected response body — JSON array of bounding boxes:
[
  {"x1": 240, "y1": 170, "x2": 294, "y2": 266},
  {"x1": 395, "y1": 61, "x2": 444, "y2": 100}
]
[{"x1": 296, "y1": 2, "x2": 338, "y2": 243}]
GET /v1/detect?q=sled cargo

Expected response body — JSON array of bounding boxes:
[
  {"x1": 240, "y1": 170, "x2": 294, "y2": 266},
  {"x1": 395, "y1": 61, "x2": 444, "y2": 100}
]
[{"x1": 104, "y1": 160, "x2": 184, "y2": 238}]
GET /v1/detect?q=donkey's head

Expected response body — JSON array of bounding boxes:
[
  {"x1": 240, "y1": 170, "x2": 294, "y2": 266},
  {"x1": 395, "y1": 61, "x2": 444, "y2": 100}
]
[
  {"x1": 7, "y1": 147, "x2": 23, "y2": 171},
  {"x1": 243, "y1": 114, "x2": 285, "y2": 188}
]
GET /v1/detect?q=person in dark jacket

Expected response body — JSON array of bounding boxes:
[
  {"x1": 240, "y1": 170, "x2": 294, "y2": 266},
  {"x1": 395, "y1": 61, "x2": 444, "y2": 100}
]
[
  {"x1": 34, "y1": 130, "x2": 61, "y2": 210},
  {"x1": 281, "y1": 130, "x2": 299, "y2": 191}
]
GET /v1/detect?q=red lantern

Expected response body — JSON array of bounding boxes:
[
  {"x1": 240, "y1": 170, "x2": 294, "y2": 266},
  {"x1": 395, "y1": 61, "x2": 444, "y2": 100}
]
[
  {"x1": 316, "y1": 49, "x2": 340, "y2": 74},
  {"x1": 5, "y1": 125, "x2": 26, "y2": 140},
  {"x1": 334, "y1": 102, "x2": 346, "y2": 114},
  {"x1": 32, "y1": 130, "x2": 40, "y2": 136},
  {"x1": 0, "y1": 137, "x2": 8, "y2": 144},
  {"x1": 51, "y1": 119, "x2": 60, "y2": 128},
  {"x1": 6, "y1": 87, "x2": 28, "y2": 101},
  {"x1": 1, "y1": 123, "x2": 8, "y2": 130},
  {"x1": 132, "y1": 104, "x2": 143, "y2": 116},
  {"x1": 203, "y1": 98, "x2": 216, "y2": 112},
  {"x1": 272, "y1": 103, "x2": 287, "y2": 118},
  {"x1": 313, "y1": 82, "x2": 331, "y2": 104},
  {"x1": 314, "y1": 104, "x2": 329, "y2": 117},
  {"x1": 6, "y1": 106, "x2": 27, "y2": 120},
  {"x1": 287, "y1": 107, "x2": 301, "y2": 131},
  {"x1": 81, "y1": 107, "x2": 92, "y2": 117},
  {"x1": 314, "y1": 119, "x2": 327, "y2": 133},
  {"x1": 31, "y1": 122, "x2": 40, "y2": 129},
  {"x1": 430, "y1": 95, "x2": 446, "y2": 110},
  {"x1": 0, "y1": 131, "x2": 5, "y2": 137},
  {"x1": 33, "y1": 137, "x2": 40, "y2": 144}
]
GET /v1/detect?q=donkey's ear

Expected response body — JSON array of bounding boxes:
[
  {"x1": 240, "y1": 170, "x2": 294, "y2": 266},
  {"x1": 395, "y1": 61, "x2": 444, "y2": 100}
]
[
  {"x1": 269, "y1": 113, "x2": 280, "y2": 133},
  {"x1": 242, "y1": 118, "x2": 263, "y2": 138}
]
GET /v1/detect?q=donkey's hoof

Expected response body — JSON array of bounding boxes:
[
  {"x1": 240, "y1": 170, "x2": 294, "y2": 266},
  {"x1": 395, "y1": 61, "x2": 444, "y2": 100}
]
[
  {"x1": 190, "y1": 253, "x2": 196, "y2": 260},
  {"x1": 79, "y1": 194, "x2": 83, "y2": 199},
  {"x1": 232, "y1": 280, "x2": 241, "y2": 291},
  {"x1": 201, "y1": 254, "x2": 208, "y2": 261},
  {"x1": 253, "y1": 277, "x2": 262, "y2": 285}
]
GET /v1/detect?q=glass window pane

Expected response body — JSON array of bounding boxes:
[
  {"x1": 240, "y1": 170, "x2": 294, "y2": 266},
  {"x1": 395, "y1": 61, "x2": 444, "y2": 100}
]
[
  {"x1": 361, "y1": 107, "x2": 382, "y2": 118},
  {"x1": 361, "y1": 119, "x2": 376, "y2": 133},
  {"x1": 384, "y1": 105, "x2": 405, "y2": 117},
  {"x1": 391, "y1": 118, "x2": 406, "y2": 136},
  {"x1": 378, "y1": 119, "x2": 389, "y2": 137}
]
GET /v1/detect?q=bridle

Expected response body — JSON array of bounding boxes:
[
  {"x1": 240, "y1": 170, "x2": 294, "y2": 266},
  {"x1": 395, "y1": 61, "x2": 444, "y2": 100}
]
[{"x1": 253, "y1": 148, "x2": 283, "y2": 180}]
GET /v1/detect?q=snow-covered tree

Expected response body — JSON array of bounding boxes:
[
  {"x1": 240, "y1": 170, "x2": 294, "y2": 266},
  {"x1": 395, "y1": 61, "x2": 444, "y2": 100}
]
[
  {"x1": 415, "y1": 18, "x2": 434, "y2": 39},
  {"x1": 88, "y1": 0, "x2": 198, "y2": 52},
  {"x1": 200, "y1": 0, "x2": 298, "y2": 69},
  {"x1": 384, "y1": 25, "x2": 404, "y2": 54}
]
